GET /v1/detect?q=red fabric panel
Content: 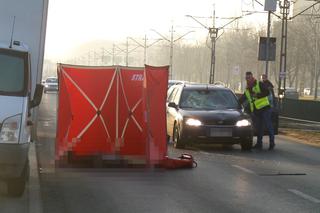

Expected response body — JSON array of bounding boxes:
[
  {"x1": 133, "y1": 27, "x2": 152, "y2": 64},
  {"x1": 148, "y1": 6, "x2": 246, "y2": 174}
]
[
  {"x1": 144, "y1": 65, "x2": 169, "y2": 164},
  {"x1": 56, "y1": 65, "x2": 117, "y2": 157},
  {"x1": 117, "y1": 68, "x2": 145, "y2": 156},
  {"x1": 56, "y1": 67, "x2": 72, "y2": 159}
]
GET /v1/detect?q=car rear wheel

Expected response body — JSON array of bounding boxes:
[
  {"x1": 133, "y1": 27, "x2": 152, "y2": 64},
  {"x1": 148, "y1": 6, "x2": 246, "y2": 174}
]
[
  {"x1": 166, "y1": 135, "x2": 170, "y2": 144},
  {"x1": 173, "y1": 124, "x2": 185, "y2": 149},
  {"x1": 241, "y1": 137, "x2": 253, "y2": 151}
]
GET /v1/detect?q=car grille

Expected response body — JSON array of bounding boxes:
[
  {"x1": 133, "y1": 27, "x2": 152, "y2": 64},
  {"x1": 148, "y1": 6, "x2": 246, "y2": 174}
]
[{"x1": 202, "y1": 119, "x2": 236, "y2": 126}]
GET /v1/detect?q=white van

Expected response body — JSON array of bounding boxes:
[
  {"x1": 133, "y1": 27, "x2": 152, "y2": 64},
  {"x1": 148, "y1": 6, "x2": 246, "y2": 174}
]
[
  {"x1": 0, "y1": 43, "x2": 43, "y2": 196},
  {"x1": 0, "y1": 0, "x2": 48, "y2": 196}
]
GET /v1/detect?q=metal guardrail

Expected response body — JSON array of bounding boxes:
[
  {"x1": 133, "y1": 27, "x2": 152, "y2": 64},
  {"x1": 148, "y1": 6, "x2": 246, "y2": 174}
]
[
  {"x1": 280, "y1": 116, "x2": 320, "y2": 125},
  {"x1": 280, "y1": 98, "x2": 320, "y2": 122},
  {"x1": 279, "y1": 116, "x2": 320, "y2": 131}
]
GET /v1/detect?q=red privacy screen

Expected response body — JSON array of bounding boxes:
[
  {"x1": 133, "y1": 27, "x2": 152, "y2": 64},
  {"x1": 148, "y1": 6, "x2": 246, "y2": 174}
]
[{"x1": 56, "y1": 64, "x2": 169, "y2": 165}]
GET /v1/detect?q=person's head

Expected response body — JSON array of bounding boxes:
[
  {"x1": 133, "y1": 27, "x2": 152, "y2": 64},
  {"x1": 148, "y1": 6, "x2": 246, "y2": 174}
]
[
  {"x1": 245, "y1": 71, "x2": 256, "y2": 88},
  {"x1": 245, "y1": 71, "x2": 254, "y2": 82},
  {"x1": 261, "y1": 74, "x2": 268, "y2": 82}
]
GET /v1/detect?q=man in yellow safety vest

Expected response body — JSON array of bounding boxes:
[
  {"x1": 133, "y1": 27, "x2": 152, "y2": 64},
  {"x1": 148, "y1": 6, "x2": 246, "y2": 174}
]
[{"x1": 239, "y1": 71, "x2": 275, "y2": 150}]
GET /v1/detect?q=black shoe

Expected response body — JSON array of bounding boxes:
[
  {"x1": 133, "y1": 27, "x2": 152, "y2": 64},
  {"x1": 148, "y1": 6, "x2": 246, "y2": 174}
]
[
  {"x1": 253, "y1": 144, "x2": 262, "y2": 149},
  {"x1": 268, "y1": 144, "x2": 275, "y2": 151}
]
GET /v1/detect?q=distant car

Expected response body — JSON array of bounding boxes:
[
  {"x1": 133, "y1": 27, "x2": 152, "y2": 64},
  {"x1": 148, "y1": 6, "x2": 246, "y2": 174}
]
[
  {"x1": 303, "y1": 88, "x2": 311, "y2": 96},
  {"x1": 168, "y1": 80, "x2": 188, "y2": 88},
  {"x1": 44, "y1": 77, "x2": 58, "y2": 93},
  {"x1": 166, "y1": 84, "x2": 253, "y2": 150},
  {"x1": 284, "y1": 88, "x2": 299, "y2": 99}
]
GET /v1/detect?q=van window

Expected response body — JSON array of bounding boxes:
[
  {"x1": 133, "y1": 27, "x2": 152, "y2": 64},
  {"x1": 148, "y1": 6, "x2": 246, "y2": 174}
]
[
  {"x1": 0, "y1": 54, "x2": 24, "y2": 92},
  {"x1": 0, "y1": 49, "x2": 28, "y2": 96}
]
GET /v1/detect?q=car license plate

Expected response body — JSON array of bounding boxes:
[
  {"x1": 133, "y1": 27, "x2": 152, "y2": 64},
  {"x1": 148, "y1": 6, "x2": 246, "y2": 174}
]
[{"x1": 210, "y1": 128, "x2": 232, "y2": 137}]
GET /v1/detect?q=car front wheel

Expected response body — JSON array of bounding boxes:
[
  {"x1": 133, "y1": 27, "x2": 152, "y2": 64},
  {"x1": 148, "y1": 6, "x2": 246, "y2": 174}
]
[
  {"x1": 241, "y1": 137, "x2": 253, "y2": 151},
  {"x1": 6, "y1": 162, "x2": 29, "y2": 197},
  {"x1": 173, "y1": 124, "x2": 185, "y2": 149}
]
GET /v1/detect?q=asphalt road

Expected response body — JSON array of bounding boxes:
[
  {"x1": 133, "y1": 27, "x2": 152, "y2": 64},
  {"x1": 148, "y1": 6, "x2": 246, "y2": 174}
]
[{"x1": 34, "y1": 93, "x2": 320, "y2": 213}]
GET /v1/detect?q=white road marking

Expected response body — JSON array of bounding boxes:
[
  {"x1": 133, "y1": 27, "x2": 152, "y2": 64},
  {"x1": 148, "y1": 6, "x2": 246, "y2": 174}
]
[
  {"x1": 199, "y1": 151, "x2": 210, "y2": 155},
  {"x1": 288, "y1": 189, "x2": 320, "y2": 204},
  {"x1": 232, "y1": 165, "x2": 256, "y2": 175}
]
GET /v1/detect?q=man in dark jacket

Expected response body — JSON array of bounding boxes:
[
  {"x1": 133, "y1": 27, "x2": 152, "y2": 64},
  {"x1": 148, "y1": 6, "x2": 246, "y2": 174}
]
[
  {"x1": 239, "y1": 72, "x2": 275, "y2": 150},
  {"x1": 261, "y1": 74, "x2": 275, "y2": 107}
]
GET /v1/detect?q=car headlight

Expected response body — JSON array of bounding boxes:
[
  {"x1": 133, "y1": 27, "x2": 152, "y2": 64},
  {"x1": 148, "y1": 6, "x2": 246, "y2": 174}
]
[
  {"x1": 0, "y1": 114, "x2": 21, "y2": 144},
  {"x1": 45, "y1": 84, "x2": 49, "y2": 88},
  {"x1": 186, "y1": 118, "x2": 202, "y2": 127},
  {"x1": 236, "y1": 119, "x2": 251, "y2": 127}
]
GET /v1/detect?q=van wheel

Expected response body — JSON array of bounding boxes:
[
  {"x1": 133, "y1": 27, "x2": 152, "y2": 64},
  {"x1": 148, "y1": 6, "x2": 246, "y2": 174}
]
[
  {"x1": 173, "y1": 124, "x2": 185, "y2": 149},
  {"x1": 7, "y1": 163, "x2": 29, "y2": 197}
]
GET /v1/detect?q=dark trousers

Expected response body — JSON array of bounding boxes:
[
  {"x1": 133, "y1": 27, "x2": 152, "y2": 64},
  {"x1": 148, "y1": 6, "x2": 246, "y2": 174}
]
[{"x1": 253, "y1": 107, "x2": 275, "y2": 146}]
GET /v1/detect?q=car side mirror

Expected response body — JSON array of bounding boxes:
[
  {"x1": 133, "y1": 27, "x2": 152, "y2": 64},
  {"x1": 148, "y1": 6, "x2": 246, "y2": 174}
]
[
  {"x1": 30, "y1": 84, "x2": 44, "y2": 108},
  {"x1": 168, "y1": 102, "x2": 178, "y2": 109}
]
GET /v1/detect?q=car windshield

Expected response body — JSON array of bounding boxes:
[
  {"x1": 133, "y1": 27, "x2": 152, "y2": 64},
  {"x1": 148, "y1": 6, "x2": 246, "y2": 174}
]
[
  {"x1": 0, "y1": 53, "x2": 25, "y2": 93},
  {"x1": 180, "y1": 89, "x2": 240, "y2": 110},
  {"x1": 46, "y1": 78, "x2": 57, "y2": 83}
]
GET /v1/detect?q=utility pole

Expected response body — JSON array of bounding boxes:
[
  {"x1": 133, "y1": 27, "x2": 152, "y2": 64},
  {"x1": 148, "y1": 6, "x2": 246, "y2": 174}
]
[
  {"x1": 187, "y1": 5, "x2": 218, "y2": 84},
  {"x1": 112, "y1": 44, "x2": 116, "y2": 65},
  {"x1": 209, "y1": 6, "x2": 218, "y2": 84},
  {"x1": 186, "y1": 5, "x2": 252, "y2": 84},
  {"x1": 87, "y1": 51, "x2": 91, "y2": 65},
  {"x1": 101, "y1": 48, "x2": 114, "y2": 65},
  {"x1": 265, "y1": 10, "x2": 271, "y2": 76},
  {"x1": 144, "y1": 35, "x2": 147, "y2": 64},
  {"x1": 278, "y1": 0, "x2": 290, "y2": 98},
  {"x1": 170, "y1": 25, "x2": 174, "y2": 77},
  {"x1": 151, "y1": 27, "x2": 193, "y2": 80},
  {"x1": 128, "y1": 35, "x2": 158, "y2": 66},
  {"x1": 101, "y1": 48, "x2": 105, "y2": 65},
  {"x1": 126, "y1": 38, "x2": 129, "y2": 66},
  {"x1": 314, "y1": 19, "x2": 319, "y2": 100}
]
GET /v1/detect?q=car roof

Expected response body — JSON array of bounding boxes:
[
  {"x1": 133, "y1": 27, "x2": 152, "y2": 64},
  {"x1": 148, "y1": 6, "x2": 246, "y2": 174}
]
[
  {"x1": 169, "y1": 80, "x2": 183, "y2": 83},
  {"x1": 285, "y1": 88, "x2": 297, "y2": 92},
  {"x1": 179, "y1": 83, "x2": 231, "y2": 91}
]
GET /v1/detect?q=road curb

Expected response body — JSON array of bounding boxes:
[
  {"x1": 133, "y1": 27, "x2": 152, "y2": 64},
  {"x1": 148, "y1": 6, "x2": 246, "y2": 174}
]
[{"x1": 28, "y1": 142, "x2": 43, "y2": 213}]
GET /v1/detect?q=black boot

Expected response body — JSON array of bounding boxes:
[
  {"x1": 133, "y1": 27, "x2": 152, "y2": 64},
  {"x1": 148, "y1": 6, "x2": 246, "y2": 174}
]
[
  {"x1": 253, "y1": 143, "x2": 262, "y2": 149},
  {"x1": 268, "y1": 143, "x2": 275, "y2": 151}
]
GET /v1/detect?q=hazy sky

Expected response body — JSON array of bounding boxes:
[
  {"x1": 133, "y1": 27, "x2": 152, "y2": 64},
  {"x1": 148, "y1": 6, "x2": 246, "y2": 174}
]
[{"x1": 45, "y1": 0, "x2": 268, "y2": 60}]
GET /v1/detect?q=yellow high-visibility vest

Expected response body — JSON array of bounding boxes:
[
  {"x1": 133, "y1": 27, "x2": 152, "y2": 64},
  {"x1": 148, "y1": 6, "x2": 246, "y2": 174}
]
[{"x1": 245, "y1": 81, "x2": 270, "y2": 112}]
